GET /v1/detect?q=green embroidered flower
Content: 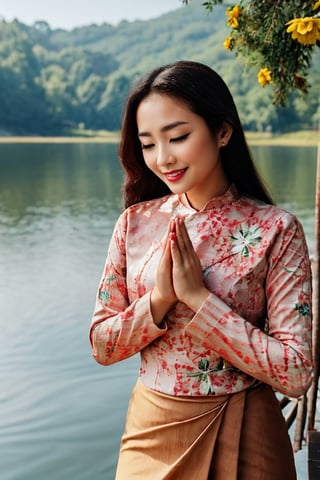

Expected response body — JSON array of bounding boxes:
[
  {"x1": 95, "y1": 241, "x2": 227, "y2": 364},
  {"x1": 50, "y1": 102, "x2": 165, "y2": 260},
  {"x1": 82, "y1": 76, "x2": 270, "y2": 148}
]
[
  {"x1": 198, "y1": 358, "x2": 210, "y2": 371},
  {"x1": 106, "y1": 274, "x2": 116, "y2": 284},
  {"x1": 187, "y1": 358, "x2": 229, "y2": 395},
  {"x1": 98, "y1": 274, "x2": 116, "y2": 304},
  {"x1": 294, "y1": 303, "x2": 310, "y2": 316},
  {"x1": 230, "y1": 225, "x2": 262, "y2": 257},
  {"x1": 99, "y1": 290, "x2": 110, "y2": 304}
]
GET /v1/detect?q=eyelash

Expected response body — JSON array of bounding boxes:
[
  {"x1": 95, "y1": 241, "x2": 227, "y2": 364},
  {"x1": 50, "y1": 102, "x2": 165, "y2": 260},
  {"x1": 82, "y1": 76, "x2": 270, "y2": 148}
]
[
  {"x1": 171, "y1": 133, "x2": 190, "y2": 143},
  {"x1": 141, "y1": 133, "x2": 190, "y2": 150},
  {"x1": 141, "y1": 143, "x2": 154, "y2": 150}
]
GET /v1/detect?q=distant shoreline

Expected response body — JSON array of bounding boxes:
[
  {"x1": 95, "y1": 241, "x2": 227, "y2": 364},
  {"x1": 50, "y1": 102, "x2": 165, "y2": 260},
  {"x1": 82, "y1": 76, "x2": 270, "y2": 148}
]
[
  {"x1": 245, "y1": 131, "x2": 319, "y2": 147},
  {"x1": 0, "y1": 131, "x2": 319, "y2": 147},
  {"x1": 0, "y1": 136, "x2": 119, "y2": 144}
]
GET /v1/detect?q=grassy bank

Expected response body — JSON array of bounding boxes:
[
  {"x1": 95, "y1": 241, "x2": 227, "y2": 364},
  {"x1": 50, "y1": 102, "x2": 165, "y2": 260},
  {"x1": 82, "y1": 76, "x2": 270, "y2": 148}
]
[
  {"x1": 245, "y1": 130, "x2": 320, "y2": 147},
  {"x1": 0, "y1": 130, "x2": 319, "y2": 146},
  {"x1": 0, "y1": 129, "x2": 120, "y2": 144}
]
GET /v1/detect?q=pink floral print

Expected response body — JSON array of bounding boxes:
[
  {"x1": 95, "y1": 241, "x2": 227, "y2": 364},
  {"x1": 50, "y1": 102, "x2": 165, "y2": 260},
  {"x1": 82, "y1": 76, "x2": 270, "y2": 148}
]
[{"x1": 90, "y1": 185, "x2": 313, "y2": 398}]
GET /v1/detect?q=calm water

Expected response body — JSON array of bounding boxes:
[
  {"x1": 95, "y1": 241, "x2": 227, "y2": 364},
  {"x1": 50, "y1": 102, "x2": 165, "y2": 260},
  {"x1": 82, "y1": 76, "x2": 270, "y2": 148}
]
[{"x1": 0, "y1": 143, "x2": 317, "y2": 480}]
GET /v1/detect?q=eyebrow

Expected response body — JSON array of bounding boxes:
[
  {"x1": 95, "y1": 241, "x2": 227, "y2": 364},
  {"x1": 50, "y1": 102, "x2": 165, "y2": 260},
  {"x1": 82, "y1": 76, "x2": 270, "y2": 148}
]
[{"x1": 138, "y1": 121, "x2": 189, "y2": 137}]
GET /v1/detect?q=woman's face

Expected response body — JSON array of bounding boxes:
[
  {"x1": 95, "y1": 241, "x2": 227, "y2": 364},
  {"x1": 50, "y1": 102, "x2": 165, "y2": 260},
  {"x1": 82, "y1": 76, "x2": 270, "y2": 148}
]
[{"x1": 136, "y1": 93, "x2": 231, "y2": 210}]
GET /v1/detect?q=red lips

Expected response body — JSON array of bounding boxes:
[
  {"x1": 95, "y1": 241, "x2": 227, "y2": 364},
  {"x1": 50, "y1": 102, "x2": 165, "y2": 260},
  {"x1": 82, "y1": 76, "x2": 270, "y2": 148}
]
[{"x1": 164, "y1": 168, "x2": 187, "y2": 182}]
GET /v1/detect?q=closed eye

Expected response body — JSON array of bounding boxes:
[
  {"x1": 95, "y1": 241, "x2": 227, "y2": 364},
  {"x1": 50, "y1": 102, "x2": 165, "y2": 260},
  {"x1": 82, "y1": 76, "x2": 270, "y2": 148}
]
[
  {"x1": 141, "y1": 143, "x2": 155, "y2": 150},
  {"x1": 141, "y1": 133, "x2": 189, "y2": 150},
  {"x1": 170, "y1": 133, "x2": 190, "y2": 143}
]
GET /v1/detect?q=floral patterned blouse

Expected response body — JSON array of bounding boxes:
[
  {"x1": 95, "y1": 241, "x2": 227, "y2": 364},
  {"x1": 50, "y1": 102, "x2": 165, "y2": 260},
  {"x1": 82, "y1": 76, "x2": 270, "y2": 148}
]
[{"x1": 90, "y1": 185, "x2": 313, "y2": 398}]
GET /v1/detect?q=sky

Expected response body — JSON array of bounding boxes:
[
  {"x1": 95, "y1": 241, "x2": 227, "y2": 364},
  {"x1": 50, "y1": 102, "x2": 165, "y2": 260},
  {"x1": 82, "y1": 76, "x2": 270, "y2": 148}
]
[{"x1": 0, "y1": 0, "x2": 183, "y2": 30}]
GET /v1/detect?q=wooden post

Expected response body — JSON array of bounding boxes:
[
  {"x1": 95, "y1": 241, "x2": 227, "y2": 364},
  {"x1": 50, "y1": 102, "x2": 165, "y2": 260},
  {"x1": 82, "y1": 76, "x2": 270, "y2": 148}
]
[
  {"x1": 307, "y1": 144, "x2": 320, "y2": 480},
  {"x1": 307, "y1": 144, "x2": 320, "y2": 433},
  {"x1": 293, "y1": 395, "x2": 307, "y2": 452}
]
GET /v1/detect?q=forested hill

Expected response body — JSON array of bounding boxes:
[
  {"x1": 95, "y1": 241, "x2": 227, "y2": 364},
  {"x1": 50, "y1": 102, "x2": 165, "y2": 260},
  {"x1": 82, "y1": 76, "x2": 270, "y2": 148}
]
[{"x1": 0, "y1": 0, "x2": 319, "y2": 135}]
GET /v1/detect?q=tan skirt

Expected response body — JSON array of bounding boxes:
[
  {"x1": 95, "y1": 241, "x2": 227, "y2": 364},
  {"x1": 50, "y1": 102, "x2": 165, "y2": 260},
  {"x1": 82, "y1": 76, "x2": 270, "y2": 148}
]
[{"x1": 115, "y1": 380, "x2": 296, "y2": 480}]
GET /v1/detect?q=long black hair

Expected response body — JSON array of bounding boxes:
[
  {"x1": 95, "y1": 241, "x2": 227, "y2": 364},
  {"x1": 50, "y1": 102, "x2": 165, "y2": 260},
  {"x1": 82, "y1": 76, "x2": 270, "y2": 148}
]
[{"x1": 119, "y1": 60, "x2": 273, "y2": 208}]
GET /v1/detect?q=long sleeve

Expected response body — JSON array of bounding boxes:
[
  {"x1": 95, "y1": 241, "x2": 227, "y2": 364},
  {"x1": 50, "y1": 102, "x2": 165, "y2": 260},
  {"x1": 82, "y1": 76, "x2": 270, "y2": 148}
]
[
  {"x1": 89, "y1": 211, "x2": 167, "y2": 366},
  {"x1": 186, "y1": 212, "x2": 313, "y2": 397},
  {"x1": 89, "y1": 190, "x2": 313, "y2": 398}
]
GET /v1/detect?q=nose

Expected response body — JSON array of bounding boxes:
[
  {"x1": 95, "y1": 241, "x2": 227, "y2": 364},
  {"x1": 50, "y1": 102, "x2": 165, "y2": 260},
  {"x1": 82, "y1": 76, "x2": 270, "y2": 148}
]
[{"x1": 157, "y1": 144, "x2": 175, "y2": 169}]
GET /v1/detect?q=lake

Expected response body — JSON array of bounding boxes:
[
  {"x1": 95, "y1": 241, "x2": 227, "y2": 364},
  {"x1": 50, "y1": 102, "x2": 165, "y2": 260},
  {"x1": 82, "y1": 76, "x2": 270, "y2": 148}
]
[{"x1": 0, "y1": 142, "x2": 317, "y2": 480}]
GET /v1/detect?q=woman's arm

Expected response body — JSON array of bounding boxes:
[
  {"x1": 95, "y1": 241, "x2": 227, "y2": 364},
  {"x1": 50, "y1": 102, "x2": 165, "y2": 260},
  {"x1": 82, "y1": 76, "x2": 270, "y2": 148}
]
[
  {"x1": 89, "y1": 212, "x2": 168, "y2": 366},
  {"x1": 185, "y1": 213, "x2": 313, "y2": 397}
]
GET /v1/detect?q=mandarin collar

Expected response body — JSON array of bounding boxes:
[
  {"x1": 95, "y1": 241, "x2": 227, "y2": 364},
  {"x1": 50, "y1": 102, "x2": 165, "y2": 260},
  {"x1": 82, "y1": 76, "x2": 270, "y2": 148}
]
[{"x1": 178, "y1": 184, "x2": 240, "y2": 212}]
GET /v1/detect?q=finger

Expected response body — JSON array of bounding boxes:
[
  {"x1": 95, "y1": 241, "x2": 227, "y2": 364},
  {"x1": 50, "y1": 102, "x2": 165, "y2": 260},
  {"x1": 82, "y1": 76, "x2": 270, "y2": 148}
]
[
  {"x1": 180, "y1": 218, "x2": 194, "y2": 248},
  {"x1": 169, "y1": 218, "x2": 177, "y2": 241},
  {"x1": 162, "y1": 218, "x2": 176, "y2": 256},
  {"x1": 165, "y1": 230, "x2": 174, "y2": 263},
  {"x1": 176, "y1": 217, "x2": 193, "y2": 254},
  {"x1": 170, "y1": 228, "x2": 182, "y2": 264}
]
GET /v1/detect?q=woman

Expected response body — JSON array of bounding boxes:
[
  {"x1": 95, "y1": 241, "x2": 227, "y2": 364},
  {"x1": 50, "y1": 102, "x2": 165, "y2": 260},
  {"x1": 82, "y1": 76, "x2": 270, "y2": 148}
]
[{"x1": 89, "y1": 61, "x2": 313, "y2": 479}]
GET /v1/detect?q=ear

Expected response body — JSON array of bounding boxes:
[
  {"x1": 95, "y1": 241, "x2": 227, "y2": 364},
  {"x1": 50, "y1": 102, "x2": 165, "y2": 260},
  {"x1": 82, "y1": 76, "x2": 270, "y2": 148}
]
[{"x1": 218, "y1": 122, "x2": 233, "y2": 148}]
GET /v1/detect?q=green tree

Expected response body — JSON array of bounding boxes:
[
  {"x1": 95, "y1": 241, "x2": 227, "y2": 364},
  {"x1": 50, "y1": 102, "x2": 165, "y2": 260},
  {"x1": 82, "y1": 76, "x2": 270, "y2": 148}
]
[
  {"x1": 183, "y1": 0, "x2": 320, "y2": 105},
  {"x1": 0, "y1": 21, "x2": 52, "y2": 133},
  {"x1": 0, "y1": 5, "x2": 319, "y2": 134},
  {"x1": 96, "y1": 74, "x2": 132, "y2": 130},
  {"x1": 76, "y1": 74, "x2": 107, "y2": 127}
]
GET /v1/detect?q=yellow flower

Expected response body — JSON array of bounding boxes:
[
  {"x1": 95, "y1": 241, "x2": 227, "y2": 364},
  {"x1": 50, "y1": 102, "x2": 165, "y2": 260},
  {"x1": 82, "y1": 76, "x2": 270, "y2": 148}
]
[
  {"x1": 313, "y1": 1, "x2": 320, "y2": 10},
  {"x1": 286, "y1": 17, "x2": 320, "y2": 45},
  {"x1": 223, "y1": 36, "x2": 232, "y2": 50},
  {"x1": 226, "y1": 5, "x2": 240, "y2": 29},
  {"x1": 257, "y1": 68, "x2": 272, "y2": 87}
]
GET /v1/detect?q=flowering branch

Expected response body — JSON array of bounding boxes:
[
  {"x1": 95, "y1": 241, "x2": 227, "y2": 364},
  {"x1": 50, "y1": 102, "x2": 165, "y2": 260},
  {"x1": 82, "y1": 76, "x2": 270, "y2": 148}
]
[{"x1": 182, "y1": 0, "x2": 320, "y2": 105}]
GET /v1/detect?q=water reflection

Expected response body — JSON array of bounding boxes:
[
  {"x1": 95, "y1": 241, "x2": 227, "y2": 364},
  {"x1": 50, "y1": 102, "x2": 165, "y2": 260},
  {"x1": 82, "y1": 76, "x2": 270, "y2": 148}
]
[
  {"x1": 251, "y1": 145, "x2": 316, "y2": 209},
  {"x1": 0, "y1": 143, "x2": 131, "y2": 480},
  {"x1": 0, "y1": 144, "x2": 317, "y2": 216},
  {"x1": 0, "y1": 143, "x2": 123, "y2": 222}
]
